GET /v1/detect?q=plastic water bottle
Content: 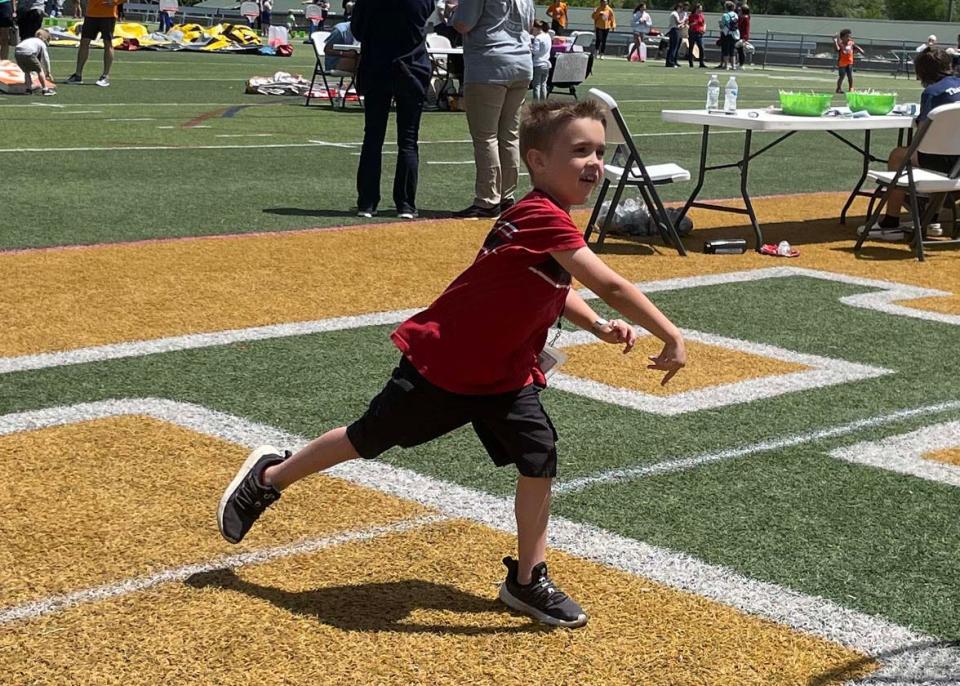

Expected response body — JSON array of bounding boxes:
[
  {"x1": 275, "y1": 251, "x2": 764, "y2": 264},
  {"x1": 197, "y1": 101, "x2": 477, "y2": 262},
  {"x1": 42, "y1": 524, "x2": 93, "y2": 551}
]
[
  {"x1": 706, "y1": 74, "x2": 720, "y2": 111},
  {"x1": 723, "y1": 76, "x2": 738, "y2": 114}
]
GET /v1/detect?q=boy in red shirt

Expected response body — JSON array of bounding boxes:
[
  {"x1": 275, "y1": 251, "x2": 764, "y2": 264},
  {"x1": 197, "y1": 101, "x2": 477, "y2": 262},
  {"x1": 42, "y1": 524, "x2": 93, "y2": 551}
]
[
  {"x1": 218, "y1": 100, "x2": 687, "y2": 628},
  {"x1": 834, "y1": 28, "x2": 865, "y2": 94}
]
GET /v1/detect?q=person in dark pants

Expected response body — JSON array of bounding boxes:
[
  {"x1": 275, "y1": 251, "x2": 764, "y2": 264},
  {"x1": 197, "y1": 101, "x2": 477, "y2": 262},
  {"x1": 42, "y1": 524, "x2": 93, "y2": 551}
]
[
  {"x1": 686, "y1": 2, "x2": 706, "y2": 67},
  {"x1": 351, "y1": 0, "x2": 433, "y2": 219},
  {"x1": 664, "y1": 1, "x2": 683, "y2": 68},
  {"x1": 16, "y1": 0, "x2": 45, "y2": 43}
]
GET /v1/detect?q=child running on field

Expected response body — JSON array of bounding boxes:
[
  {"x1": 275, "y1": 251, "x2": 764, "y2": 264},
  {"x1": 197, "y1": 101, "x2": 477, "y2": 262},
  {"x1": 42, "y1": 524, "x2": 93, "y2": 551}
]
[
  {"x1": 834, "y1": 28, "x2": 865, "y2": 93},
  {"x1": 217, "y1": 99, "x2": 687, "y2": 629}
]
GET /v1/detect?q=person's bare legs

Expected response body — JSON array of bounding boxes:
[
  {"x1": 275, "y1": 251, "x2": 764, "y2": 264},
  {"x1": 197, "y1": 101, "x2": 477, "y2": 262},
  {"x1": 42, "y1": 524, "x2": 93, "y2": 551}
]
[
  {"x1": 102, "y1": 42, "x2": 113, "y2": 77},
  {"x1": 0, "y1": 28, "x2": 10, "y2": 62},
  {"x1": 75, "y1": 37, "x2": 91, "y2": 77},
  {"x1": 882, "y1": 146, "x2": 909, "y2": 218},
  {"x1": 515, "y1": 475, "x2": 551, "y2": 585},
  {"x1": 261, "y1": 426, "x2": 359, "y2": 491}
]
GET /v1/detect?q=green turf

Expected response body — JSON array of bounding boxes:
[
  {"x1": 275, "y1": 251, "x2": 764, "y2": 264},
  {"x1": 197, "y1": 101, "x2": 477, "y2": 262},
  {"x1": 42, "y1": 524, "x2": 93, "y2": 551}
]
[
  {"x1": 3, "y1": 276, "x2": 959, "y2": 638},
  {"x1": 0, "y1": 48, "x2": 925, "y2": 249}
]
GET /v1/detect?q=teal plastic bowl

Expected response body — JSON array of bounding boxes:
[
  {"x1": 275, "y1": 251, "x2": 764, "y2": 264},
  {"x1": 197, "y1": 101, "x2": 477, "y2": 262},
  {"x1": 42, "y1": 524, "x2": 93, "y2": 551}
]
[
  {"x1": 779, "y1": 91, "x2": 833, "y2": 117},
  {"x1": 845, "y1": 91, "x2": 897, "y2": 115}
]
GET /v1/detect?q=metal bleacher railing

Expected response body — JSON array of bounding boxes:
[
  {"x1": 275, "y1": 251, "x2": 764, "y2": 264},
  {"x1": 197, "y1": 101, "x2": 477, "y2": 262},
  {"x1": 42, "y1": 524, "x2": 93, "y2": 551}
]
[{"x1": 567, "y1": 24, "x2": 927, "y2": 77}]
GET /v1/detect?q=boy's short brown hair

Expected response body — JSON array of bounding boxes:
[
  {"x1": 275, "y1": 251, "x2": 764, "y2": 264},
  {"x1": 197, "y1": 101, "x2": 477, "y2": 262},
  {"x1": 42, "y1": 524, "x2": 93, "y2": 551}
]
[
  {"x1": 915, "y1": 47, "x2": 954, "y2": 87},
  {"x1": 35, "y1": 29, "x2": 51, "y2": 42},
  {"x1": 519, "y1": 100, "x2": 607, "y2": 173}
]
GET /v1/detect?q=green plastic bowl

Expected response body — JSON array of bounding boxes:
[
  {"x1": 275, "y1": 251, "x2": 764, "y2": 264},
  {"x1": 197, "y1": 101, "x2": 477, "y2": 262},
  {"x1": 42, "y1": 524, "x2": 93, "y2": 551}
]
[
  {"x1": 778, "y1": 91, "x2": 833, "y2": 117},
  {"x1": 845, "y1": 92, "x2": 896, "y2": 115}
]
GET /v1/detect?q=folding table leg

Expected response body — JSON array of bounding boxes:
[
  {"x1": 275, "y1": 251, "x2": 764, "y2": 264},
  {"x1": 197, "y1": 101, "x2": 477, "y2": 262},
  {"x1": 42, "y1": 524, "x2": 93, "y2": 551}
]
[
  {"x1": 738, "y1": 130, "x2": 762, "y2": 251},
  {"x1": 677, "y1": 125, "x2": 709, "y2": 223},
  {"x1": 840, "y1": 129, "x2": 871, "y2": 225}
]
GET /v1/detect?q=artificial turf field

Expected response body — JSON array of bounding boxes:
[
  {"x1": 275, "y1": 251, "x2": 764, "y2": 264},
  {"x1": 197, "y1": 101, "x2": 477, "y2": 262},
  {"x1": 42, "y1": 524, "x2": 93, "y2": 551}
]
[{"x1": 2, "y1": 49, "x2": 960, "y2": 684}]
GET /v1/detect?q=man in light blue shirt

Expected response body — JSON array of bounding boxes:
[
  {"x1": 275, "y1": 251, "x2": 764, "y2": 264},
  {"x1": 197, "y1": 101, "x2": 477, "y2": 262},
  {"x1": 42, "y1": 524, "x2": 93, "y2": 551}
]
[
  {"x1": 451, "y1": 0, "x2": 535, "y2": 218},
  {"x1": 323, "y1": 20, "x2": 357, "y2": 72}
]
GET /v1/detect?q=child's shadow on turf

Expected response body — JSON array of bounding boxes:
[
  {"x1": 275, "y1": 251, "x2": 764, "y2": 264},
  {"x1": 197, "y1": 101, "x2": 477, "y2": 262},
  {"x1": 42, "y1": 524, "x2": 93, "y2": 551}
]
[{"x1": 185, "y1": 568, "x2": 549, "y2": 636}]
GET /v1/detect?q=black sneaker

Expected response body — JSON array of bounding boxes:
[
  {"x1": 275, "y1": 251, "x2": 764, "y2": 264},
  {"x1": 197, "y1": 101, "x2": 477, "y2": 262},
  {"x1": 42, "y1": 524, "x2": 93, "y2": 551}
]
[
  {"x1": 65, "y1": 73, "x2": 82, "y2": 84},
  {"x1": 452, "y1": 204, "x2": 500, "y2": 219},
  {"x1": 498, "y1": 197, "x2": 516, "y2": 214},
  {"x1": 217, "y1": 445, "x2": 287, "y2": 544},
  {"x1": 498, "y1": 556, "x2": 588, "y2": 628}
]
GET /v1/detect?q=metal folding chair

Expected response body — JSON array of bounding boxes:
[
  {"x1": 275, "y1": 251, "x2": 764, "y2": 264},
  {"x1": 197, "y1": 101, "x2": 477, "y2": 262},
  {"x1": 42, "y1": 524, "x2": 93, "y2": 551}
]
[
  {"x1": 584, "y1": 88, "x2": 691, "y2": 255},
  {"x1": 305, "y1": 30, "x2": 359, "y2": 109},
  {"x1": 856, "y1": 102, "x2": 960, "y2": 261}
]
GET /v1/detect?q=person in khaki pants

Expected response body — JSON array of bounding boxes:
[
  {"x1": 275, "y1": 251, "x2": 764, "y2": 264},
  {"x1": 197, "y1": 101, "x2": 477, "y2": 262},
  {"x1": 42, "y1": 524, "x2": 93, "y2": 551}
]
[{"x1": 451, "y1": 0, "x2": 535, "y2": 219}]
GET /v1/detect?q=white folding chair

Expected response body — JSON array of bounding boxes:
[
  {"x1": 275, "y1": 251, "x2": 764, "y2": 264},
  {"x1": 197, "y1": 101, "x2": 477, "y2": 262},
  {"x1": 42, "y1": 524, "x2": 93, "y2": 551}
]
[
  {"x1": 856, "y1": 102, "x2": 960, "y2": 261},
  {"x1": 548, "y1": 52, "x2": 590, "y2": 99},
  {"x1": 570, "y1": 31, "x2": 595, "y2": 52},
  {"x1": 305, "y1": 30, "x2": 359, "y2": 109},
  {"x1": 584, "y1": 88, "x2": 691, "y2": 255}
]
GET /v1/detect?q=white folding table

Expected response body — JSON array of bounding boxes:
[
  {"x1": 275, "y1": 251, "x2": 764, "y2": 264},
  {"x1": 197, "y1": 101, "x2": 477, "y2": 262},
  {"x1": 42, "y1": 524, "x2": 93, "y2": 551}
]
[{"x1": 661, "y1": 108, "x2": 915, "y2": 250}]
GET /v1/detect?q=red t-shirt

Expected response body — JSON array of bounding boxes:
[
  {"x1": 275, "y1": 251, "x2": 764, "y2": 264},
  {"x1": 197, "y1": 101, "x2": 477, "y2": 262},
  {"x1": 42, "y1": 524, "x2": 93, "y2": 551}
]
[
  {"x1": 391, "y1": 190, "x2": 587, "y2": 395},
  {"x1": 738, "y1": 14, "x2": 750, "y2": 41}
]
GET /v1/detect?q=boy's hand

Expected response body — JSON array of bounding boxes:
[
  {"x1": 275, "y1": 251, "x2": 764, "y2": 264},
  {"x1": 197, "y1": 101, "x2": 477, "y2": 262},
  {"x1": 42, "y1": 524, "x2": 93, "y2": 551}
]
[
  {"x1": 648, "y1": 338, "x2": 686, "y2": 386},
  {"x1": 594, "y1": 319, "x2": 637, "y2": 353}
]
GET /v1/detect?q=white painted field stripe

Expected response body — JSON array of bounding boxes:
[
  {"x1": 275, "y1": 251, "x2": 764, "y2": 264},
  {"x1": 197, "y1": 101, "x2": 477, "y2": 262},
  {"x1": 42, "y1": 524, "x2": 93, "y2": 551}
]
[
  {"x1": 549, "y1": 327, "x2": 891, "y2": 416},
  {"x1": 0, "y1": 102, "x2": 269, "y2": 108},
  {"x1": 830, "y1": 420, "x2": 960, "y2": 488},
  {"x1": 426, "y1": 160, "x2": 474, "y2": 165},
  {"x1": 306, "y1": 139, "x2": 358, "y2": 149},
  {"x1": 555, "y1": 400, "x2": 960, "y2": 495},
  {"x1": 55, "y1": 110, "x2": 102, "y2": 114},
  {"x1": 215, "y1": 133, "x2": 275, "y2": 138},
  {"x1": 0, "y1": 142, "x2": 333, "y2": 154},
  {"x1": 106, "y1": 118, "x2": 156, "y2": 122},
  {"x1": 0, "y1": 309, "x2": 420, "y2": 376},
  {"x1": 0, "y1": 514, "x2": 445, "y2": 625},
  {"x1": 0, "y1": 130, "x2": 745, "y2": 154},
  {"x1": 1, "y1": 399, "x2": 957, "y2": 684},
  {"x1": 1, "y1": 268, "x2": 953, "y2": 376}
]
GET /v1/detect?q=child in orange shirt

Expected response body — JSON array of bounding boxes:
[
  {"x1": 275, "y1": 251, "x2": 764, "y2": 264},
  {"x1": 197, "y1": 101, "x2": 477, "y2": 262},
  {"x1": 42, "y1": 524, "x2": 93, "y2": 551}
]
[
  {"x1": 834, "y1": 28, "x2": 865, "y2": 94},
  {"x1": 592, "y1": 0, "x2": 616, "y2": 58}
]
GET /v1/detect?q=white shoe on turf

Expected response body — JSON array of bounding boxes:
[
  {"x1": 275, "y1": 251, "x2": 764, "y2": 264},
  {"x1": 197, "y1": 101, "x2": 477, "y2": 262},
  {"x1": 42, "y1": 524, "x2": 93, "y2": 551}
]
[{"x1": 856, "y1": 222, "x2": 906, "y2": 241}]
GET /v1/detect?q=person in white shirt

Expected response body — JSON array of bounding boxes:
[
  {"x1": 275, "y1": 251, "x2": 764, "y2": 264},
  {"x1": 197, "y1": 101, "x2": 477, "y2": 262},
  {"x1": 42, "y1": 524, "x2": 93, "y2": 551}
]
[
  {"x1": 628, "y1": 2, "x2": 651, "y2": 62},
  {"x1": 664, "y1": 1, "x2": 685, "y2": 68},
  {"x1": 14, "y1": 28, "x2": 55, "y2": 94},
  {"x1": 915, "y1": 34, "x2": 937, "y2": 54},
  {"x1": 530, "y1": 20, "x2": 551, "y2": 100}
]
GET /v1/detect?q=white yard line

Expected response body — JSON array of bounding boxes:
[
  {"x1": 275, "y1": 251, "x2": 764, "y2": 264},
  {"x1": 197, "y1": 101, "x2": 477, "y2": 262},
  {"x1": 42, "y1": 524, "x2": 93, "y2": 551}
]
[
  {"x1": 215, "y1": 133, "x2": 275, "y2": 138},
  {"x1": 0, "y1": 398, "x2": 956, "y2": 684},
  {"x1": 0, "y1": 514, "x2": 446, "y2": 624},
  {"x1": 106, "y1": 118, "x2": 156, "y2": 122},
  {"x1": 555, "y1": 400, "x2": 960, "y2": 494},
  {"x1": 1, "y1": 268, "x2": 953, "y2": 377},
  {"x1": 0, "y1": 130, "x2": 744, "y2": 154}
]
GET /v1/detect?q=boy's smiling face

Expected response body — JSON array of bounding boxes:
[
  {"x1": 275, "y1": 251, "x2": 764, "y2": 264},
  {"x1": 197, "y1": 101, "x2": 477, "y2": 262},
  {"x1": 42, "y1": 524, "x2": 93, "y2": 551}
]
[{"x1": 526, "y1": 117, "x2": 606, "y2": 210}]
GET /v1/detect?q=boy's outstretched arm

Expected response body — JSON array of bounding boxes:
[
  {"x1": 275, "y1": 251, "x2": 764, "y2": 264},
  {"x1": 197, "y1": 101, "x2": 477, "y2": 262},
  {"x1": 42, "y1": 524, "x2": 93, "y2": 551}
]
[{"x1": 554, "y1": 247, "x2": 686, "y2": 384}]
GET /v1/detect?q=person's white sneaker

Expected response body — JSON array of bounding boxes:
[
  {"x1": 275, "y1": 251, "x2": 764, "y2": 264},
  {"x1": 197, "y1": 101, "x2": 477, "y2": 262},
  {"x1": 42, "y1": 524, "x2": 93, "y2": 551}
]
[
  {"x1": 95, "y1": 76, "x2": 110, "y2": 87},
  {"x1": 926, "y1": 223, "x2": 944, "y2": 237},
  {"x1": 856, "y1": 222, "x2": 906, "y2": 241}
]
